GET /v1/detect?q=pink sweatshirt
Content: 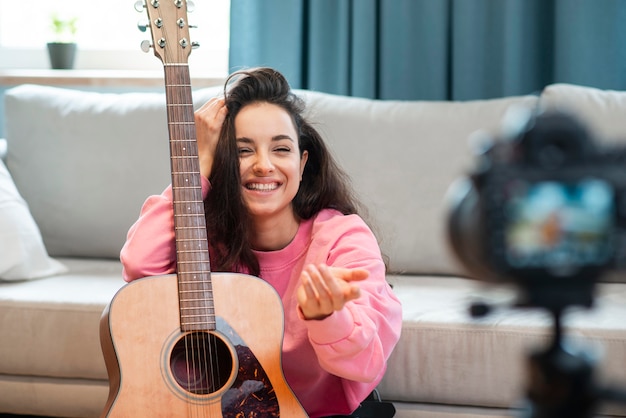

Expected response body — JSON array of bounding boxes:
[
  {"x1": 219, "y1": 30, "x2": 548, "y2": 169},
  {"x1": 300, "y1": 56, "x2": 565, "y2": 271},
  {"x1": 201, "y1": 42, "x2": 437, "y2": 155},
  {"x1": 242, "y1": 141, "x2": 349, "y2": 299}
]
[{"x1": 120, "y1": 177, "x2": 402, "y2": 417}]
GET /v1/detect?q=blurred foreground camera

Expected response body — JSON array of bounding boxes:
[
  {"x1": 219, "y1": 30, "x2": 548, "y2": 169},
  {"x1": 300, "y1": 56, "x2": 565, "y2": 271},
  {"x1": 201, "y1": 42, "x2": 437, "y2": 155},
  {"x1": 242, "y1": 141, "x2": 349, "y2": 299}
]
[
  {"x1": 446, "y1": 107, "x2": 626, "y2": 418},
  {"x1": 447, "y1": 107, "x2": 626, "y2": 312}
]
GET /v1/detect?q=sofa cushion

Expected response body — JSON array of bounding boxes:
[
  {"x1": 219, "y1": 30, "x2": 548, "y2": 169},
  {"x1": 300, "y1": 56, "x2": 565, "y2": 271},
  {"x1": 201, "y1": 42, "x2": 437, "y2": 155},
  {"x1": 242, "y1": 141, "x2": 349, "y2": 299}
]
[
  {"x1": 0, "y1": 157, "x2": 66, "y2": 280},
  {"x1": 0, "y1": 258, "x2": 124, "y2": 380},
  {"x1": 379, "y1": 275, "x2": 626, "y2": 416},
  {"x1": 299, "y1": 91, "x2": 539, "y2": 275},
  {"x1": 4, "y1": 84, "x2": 222, "y2": 259}
]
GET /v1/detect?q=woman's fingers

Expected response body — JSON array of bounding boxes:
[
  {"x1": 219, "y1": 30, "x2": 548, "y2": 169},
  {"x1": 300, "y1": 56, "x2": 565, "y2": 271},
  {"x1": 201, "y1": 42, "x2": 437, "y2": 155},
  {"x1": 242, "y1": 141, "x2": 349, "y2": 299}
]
[
  {"x1": 297, "y1": 264, "x2": 365, "y2": 319},
  {"x1": 195, "y1": 97, "x2": 227, "y2": 177}
]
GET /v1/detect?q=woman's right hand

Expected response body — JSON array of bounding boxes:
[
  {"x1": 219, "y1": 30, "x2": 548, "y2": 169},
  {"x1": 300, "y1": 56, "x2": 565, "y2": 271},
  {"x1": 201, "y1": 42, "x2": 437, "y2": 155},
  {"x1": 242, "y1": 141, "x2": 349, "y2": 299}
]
[{"x1": 195, "y1": 97, "x2": 228, "y2": 178}]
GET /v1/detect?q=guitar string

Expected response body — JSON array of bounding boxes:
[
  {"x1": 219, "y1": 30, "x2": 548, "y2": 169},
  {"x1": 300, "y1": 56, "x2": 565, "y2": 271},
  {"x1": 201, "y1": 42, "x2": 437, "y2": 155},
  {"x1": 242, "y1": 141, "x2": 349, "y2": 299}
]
[{"x1": 168, "y1": 65, "x2": 216, "y2": 417}]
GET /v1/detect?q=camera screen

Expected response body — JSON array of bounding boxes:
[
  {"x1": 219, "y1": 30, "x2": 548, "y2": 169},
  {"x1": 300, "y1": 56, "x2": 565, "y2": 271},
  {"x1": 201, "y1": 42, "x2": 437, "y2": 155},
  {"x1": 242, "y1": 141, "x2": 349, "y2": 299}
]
[{"x1": 503, "y1": 178, "x2": 614, "y2": 273}]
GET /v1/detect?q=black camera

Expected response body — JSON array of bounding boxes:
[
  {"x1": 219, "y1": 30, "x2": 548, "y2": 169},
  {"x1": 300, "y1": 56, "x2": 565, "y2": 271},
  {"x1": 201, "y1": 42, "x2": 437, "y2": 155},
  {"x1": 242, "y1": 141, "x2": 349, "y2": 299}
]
[{"x1": 446, "y1": 107, "x2": 626, "y2": 312}]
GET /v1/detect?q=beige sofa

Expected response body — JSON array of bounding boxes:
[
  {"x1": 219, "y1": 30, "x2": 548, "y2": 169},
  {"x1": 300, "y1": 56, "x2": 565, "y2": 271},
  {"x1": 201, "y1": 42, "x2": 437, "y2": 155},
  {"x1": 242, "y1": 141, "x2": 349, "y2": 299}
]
[{"x1": 2, "y1": 82, "x2": 626, "y2": 418}]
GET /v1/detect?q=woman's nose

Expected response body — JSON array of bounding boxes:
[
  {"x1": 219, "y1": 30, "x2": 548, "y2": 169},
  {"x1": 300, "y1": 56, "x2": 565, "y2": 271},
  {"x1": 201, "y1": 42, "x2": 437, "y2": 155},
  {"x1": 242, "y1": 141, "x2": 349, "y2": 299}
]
[{"x1": 253, "y1": 152, "x2": 274, "y2": 174}]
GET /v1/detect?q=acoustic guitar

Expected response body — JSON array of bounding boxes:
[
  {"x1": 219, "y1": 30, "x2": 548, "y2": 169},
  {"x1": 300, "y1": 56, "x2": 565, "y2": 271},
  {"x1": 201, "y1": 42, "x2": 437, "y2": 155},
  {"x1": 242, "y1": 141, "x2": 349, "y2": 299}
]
[{"x1": 99, "y1": 1, "x2": 307, "y2": 416}]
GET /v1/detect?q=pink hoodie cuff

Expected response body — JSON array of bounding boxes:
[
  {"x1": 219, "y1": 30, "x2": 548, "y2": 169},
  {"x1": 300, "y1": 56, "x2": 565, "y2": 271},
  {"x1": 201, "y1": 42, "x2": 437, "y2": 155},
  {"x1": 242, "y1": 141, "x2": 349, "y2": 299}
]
[{"x1": 299, "y1": 305, "x2": 355, "y2": 345}]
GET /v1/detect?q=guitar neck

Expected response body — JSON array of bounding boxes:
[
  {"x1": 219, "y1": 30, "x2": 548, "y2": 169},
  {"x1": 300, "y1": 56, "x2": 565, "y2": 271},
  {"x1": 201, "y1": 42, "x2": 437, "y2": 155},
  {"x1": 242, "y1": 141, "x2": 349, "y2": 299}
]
[{"x1": 164, "y1": 64, "x2": 215, "y2": 332}]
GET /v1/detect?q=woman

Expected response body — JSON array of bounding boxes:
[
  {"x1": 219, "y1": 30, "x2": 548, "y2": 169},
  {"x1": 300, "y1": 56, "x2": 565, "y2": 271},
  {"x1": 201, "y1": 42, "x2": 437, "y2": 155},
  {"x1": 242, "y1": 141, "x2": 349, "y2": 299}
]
[{"x1": 121, "y1": 67, "x2": 402, "y2": 417}]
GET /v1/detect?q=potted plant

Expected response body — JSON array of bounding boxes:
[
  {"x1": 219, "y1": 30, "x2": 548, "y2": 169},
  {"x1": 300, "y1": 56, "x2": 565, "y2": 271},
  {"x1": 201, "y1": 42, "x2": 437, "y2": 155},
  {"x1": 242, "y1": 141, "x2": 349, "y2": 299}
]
[{"x1": 47, "y1": 14, "x2": 78, "y2": 70}]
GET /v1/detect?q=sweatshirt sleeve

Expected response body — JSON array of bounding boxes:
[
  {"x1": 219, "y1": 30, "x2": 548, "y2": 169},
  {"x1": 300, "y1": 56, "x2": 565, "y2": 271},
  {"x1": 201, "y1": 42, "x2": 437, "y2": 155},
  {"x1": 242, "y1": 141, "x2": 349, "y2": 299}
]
[
  {"x1": 303, "y1": 213, "x2": 402, "y2": 386},
  {"x1": 120, "y1": 177, "x2": 211, "y2": 282}
]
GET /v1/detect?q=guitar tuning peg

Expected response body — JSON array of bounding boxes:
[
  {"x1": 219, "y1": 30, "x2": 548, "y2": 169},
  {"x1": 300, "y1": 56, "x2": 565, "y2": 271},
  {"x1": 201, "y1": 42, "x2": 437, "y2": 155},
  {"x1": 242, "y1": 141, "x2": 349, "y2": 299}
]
[
  {"x1": 134, "y1": 0, "x2": 146, "y2": 12},
  {"x1": 137, "y1": 19, "x2": 149, "y2": 32},
  {"x1": 140, "y1": 40, "x2": 153, "y2": 53},
  {"x1": 191, "y1": 41, "x2": 200, "y2": 50},
  {"x1": 187, "y1": 1, "x2": 195, "y2": 12}
]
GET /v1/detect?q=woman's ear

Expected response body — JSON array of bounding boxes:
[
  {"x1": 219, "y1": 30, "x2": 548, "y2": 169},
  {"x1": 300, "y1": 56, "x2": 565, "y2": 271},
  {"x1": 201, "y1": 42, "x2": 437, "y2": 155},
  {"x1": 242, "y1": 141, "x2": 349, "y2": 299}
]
[{"x1": 300, "y1": 150, "x2": 309, "y2": 180}]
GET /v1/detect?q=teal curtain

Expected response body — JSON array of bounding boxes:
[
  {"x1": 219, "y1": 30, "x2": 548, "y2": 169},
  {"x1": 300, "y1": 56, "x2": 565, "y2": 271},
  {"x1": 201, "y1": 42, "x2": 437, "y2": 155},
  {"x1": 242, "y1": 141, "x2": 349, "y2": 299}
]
[{"x1": 229, "y1": 0, "x2": 626, "y2": 100}]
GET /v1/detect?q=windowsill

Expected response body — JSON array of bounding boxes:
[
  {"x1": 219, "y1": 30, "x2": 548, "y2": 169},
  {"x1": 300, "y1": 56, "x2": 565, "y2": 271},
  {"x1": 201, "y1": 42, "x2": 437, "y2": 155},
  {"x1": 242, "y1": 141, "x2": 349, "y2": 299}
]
[{"x1": 0, "y1": 69, "x2": 226, "y2": 88}]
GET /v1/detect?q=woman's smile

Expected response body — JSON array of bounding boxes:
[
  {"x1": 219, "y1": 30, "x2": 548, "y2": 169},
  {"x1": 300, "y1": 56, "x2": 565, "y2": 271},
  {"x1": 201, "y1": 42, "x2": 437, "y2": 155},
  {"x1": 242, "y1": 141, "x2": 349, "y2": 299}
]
[{"x1": 244, "y1": 181, "x2": 281, "y2": 192}]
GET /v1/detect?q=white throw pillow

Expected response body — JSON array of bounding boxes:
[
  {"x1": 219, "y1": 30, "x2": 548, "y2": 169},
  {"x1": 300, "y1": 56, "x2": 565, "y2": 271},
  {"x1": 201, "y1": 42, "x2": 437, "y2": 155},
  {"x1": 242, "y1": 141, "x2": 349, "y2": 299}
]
[{"x1": 0, "y1": 158, "x2": 67, "y2": 280}]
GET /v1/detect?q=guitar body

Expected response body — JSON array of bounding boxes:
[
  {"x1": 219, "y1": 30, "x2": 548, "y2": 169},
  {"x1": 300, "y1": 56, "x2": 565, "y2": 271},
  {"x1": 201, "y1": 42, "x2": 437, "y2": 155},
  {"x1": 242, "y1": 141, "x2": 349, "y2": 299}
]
[{"x1": 100, "y1": 273, "x2": 307, "y2": 417}]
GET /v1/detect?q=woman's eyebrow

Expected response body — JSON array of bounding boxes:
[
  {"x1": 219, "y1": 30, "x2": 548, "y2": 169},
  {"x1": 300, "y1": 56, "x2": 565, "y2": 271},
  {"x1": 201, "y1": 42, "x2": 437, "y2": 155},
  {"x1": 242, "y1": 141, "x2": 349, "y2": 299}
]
[
  {"x1": 272, "y1": 134, "x2": 295, "y2": 142},
  {"x1": 236, "y1": 135, "x2": 295, "y2": 143},
  {"x1": 236, "y1": 137, "x2": 254, "y2": 144}
]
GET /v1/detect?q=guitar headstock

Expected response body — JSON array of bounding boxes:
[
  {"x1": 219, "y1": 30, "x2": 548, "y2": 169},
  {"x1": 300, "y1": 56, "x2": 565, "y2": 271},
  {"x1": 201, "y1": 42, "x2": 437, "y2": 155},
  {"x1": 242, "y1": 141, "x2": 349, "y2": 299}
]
[{"x1": 136, "y1": 0, "x2": 197, "y2": 65}]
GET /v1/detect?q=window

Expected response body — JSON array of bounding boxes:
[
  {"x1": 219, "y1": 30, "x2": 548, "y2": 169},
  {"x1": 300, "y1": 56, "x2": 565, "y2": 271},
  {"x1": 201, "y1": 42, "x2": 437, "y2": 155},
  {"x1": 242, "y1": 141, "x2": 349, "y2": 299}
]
[{"x1": 0, "y1": 0, "x2": 230, "y2": 77}]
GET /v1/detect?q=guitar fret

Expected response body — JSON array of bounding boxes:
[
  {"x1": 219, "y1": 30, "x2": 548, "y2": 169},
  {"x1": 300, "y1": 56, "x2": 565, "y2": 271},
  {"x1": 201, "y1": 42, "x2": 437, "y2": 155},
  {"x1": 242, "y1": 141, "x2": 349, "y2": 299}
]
[
  {"x1": 180, "y1": 321, "x2": 216, "y2": 328},
  {"x1": 180, "y1": 312, "x2": 214, "y2": 316},
  {"x1": 179, "y1": 303, "x2": 212, "y2": 306},
  {"x1": 171, "y1": 156, "x2": 200, "y2": 160},
  {"x1": 180, "y1": 320, "x2": 215, "y2": 325},
  {"x1": 179, "y1": 298, "x2": 213, "y2": 304},
  {"x1": 180, "y1": 307, "x2": 214, "y2": 311},
  {"x1": 181, "y1": 316, "x2": 214, "y2": 323},
  {"x1": 179, "y1": 290, "x2": 212, "y2": 294},
  {"x1": 180, "y1": 320, "x2": 214, "y2": 326},
  {"x1": 179, "y1": 299, "x2": 212, "y2": 303},
  {"x1": 178, "y1": 274, "x2": 210, "y2": 279}
]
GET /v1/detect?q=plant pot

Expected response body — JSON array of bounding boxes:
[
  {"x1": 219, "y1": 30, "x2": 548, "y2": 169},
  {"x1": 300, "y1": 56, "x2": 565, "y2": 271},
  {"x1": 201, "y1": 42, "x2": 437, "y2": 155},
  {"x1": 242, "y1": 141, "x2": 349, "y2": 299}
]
[{"x1": 47, "y1": 42, "x2": 77, "y2": 69}]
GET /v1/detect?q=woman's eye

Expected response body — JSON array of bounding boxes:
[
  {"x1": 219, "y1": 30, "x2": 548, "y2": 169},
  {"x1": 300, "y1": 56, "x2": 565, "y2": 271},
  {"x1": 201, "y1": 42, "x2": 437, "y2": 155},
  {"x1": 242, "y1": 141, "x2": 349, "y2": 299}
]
[
  {"x1": 275, "y1": 147, "x2": 291, "y2": 153},
  {"x1": 238, "y1": 148, "x2": 252, "y2": 155}
]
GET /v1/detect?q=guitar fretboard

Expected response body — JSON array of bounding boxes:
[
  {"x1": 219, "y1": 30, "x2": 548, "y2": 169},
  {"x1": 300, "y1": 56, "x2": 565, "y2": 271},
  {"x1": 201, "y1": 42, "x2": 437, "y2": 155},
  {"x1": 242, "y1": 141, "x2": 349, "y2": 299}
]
[{"x1": 164, "y1": 64, "x2": 215, "y2": 332}]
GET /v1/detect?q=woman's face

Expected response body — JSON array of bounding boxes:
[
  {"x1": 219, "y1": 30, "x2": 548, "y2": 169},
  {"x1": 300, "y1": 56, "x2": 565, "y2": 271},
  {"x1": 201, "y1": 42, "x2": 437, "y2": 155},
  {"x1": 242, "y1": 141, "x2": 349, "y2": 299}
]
[{"x1": 234, "y1": 102, "x2": 308, "y2": 224}]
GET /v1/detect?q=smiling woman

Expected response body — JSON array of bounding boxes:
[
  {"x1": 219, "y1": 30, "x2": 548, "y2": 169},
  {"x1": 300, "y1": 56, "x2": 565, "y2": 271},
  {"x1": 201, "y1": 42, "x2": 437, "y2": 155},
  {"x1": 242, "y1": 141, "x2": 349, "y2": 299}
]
[{"x1": 0, "y1": 0, "x2": 230, "y2": 75}]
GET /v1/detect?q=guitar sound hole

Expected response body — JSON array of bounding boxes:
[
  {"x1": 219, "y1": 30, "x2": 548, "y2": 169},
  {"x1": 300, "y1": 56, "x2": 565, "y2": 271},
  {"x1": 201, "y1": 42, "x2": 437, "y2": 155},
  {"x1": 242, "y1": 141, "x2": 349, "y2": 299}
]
[{"x1": 169, "y1": 331, "x2": 234, "y2": 395}]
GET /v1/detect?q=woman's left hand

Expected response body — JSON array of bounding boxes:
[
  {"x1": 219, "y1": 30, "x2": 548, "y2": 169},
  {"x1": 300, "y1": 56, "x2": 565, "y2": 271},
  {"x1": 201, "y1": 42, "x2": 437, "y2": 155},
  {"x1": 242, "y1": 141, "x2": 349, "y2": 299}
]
[{"x1": 296, "y1": 264, "x2": 368, "y2": 320}]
